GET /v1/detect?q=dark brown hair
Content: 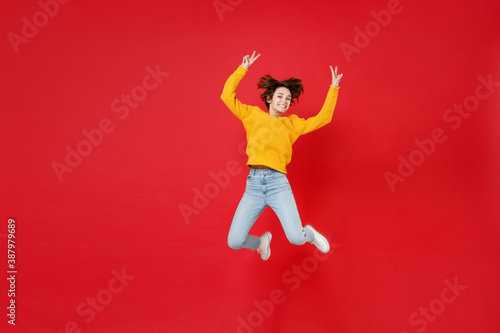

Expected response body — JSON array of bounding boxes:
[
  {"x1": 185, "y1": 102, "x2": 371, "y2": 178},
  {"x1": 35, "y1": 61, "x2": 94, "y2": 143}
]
[{"x1": 257, "y1": 75, "x2": 304, "y2": 110}]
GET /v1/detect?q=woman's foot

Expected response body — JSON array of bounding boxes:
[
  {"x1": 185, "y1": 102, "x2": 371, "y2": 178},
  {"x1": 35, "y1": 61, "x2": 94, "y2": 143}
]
[
  {"x1": 256, "y1": 232, "x2": 272, "y2": 261},
  {"x1": 304, "y1": 225, "x2": 330, "y2": 253}
]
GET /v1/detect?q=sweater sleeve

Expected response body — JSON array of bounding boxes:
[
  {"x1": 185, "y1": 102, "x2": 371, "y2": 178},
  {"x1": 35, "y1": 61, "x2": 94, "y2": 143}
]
[
  {"x1": 221, "y1": 65, "x2": 253, "y2": 120},
  {"x1": 290, "y1": 86, "x2": 339, "y2": 135}
]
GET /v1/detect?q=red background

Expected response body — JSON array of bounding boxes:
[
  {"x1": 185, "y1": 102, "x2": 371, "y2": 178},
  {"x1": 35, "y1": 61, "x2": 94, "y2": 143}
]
[{"x1": 1, "y1": 0, "x2": 500, "y2": 332}]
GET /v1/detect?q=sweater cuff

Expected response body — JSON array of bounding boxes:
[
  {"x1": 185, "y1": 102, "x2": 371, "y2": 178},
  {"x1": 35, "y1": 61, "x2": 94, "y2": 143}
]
[{"x1": 237, "y1": 65, "x2": 248, "y2": 74}]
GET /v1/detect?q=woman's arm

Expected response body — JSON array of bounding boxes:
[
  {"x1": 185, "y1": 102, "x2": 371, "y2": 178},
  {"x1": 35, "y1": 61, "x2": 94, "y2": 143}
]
[
  {"x1": 291, "y1": 65, "x2": 343, "y2": 135},
  {"x1": 221, "y1": 51, "x2": 261, "y2": 120}
]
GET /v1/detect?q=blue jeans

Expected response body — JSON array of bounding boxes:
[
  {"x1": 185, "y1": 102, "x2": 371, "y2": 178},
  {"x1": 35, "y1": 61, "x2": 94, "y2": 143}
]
[{"x1": 228, "y1": 168, "x2": 314, "y2": 250}]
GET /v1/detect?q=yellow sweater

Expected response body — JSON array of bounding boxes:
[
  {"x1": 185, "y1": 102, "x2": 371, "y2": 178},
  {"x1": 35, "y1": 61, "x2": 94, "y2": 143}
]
[{"x1": 221, "y1": 65, "x2": 339, "y2": 174}]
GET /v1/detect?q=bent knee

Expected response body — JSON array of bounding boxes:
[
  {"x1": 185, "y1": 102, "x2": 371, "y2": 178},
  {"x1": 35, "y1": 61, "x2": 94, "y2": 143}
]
[
  {"x1": 287, "y1": 233, "x2": 306, "y2": 246},
  {"x1": 227, "y1": 237, "x2": 243, "y2": 250}
]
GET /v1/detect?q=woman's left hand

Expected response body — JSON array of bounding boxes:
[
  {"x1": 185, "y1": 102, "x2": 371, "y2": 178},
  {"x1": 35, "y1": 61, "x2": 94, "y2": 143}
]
[{"x1": 330, "y1": 66, "x2": 343, "y2": 87}]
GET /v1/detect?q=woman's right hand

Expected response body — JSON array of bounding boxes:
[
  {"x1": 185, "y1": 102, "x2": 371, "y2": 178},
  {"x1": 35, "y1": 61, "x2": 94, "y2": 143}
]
[{"x1": 241, "y1": 51, "x2": 261, "y2": 70}]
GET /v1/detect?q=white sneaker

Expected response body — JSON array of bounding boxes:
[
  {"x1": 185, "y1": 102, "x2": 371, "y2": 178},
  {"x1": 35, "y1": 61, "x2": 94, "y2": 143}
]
[
  {"x1": 256, "y1": 232, "x2": 272, "y2": 261},
  {"x1": 305, "y1": 225, "x2": 329, "y2": 253}
]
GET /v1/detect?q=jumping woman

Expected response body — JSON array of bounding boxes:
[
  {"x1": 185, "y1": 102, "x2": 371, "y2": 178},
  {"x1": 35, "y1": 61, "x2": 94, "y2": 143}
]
[{"x1": 221, "y1": 51, "x2": 343, "y2": 261}]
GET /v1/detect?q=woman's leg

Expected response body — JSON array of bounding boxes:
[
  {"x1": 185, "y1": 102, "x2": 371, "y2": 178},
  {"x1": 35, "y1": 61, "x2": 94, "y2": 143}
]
[
  {"x1": 227, "y1": 175, "x2": 267, "y2": 250},
  {"x1": 266, "y1": 171, "x2": 330, "y2": 252},
  {"x1": 265, "y1": 172, "x2": 314, "y2": 246}
]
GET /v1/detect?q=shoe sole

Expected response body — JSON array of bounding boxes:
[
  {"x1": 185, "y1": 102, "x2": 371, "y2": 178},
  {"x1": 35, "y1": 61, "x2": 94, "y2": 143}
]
[
  {"x1": 306, "y1": 225, "x2": 329, "y2": 253},
  {"x1": 261, "y1": 232, "x2": 272, "y2": 261}
]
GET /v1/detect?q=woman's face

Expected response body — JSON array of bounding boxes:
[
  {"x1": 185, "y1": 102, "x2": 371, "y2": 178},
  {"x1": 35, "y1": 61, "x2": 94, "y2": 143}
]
[{"x1": 268, "y1": 87, "x2": 291, "y2": 115}]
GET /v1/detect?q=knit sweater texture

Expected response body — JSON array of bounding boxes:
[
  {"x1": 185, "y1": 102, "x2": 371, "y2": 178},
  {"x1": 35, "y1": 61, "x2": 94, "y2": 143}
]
[{"x1": 221, "y1": 65, "x2": 339, "y2": 174}]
